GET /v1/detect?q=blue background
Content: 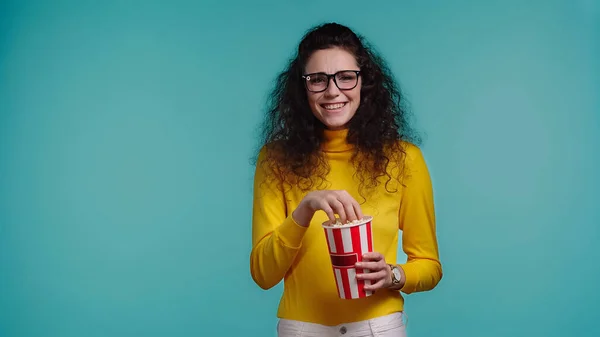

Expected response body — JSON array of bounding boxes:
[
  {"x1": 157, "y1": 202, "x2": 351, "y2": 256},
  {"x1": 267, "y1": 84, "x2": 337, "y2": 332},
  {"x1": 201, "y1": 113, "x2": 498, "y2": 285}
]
[{"x1": 1, "y1": 1, "x2": 598, "y2": 336}]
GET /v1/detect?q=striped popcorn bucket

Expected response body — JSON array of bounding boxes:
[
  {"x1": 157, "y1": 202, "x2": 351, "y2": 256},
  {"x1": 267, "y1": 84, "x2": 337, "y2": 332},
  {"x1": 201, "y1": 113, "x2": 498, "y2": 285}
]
[{"x1": 322, "y1": 216, "x2": 374, "y2": 300}]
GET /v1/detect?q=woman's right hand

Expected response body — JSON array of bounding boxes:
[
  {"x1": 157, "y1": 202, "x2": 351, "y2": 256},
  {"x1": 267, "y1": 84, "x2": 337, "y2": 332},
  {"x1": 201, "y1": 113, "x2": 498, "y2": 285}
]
[{"x1": 291, "y1": 190, "x2": 363, "y2": 227}]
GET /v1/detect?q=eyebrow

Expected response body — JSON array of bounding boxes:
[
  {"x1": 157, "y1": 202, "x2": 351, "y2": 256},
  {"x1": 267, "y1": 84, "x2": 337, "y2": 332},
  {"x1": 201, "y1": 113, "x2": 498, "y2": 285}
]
[{"x1": 304, "y1": 69, "x2": 360, "y2": 75}]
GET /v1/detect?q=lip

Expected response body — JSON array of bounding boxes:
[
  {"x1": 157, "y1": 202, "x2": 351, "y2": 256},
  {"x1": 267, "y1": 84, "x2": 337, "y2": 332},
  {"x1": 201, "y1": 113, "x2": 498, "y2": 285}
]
[
  {"x1": 320, "y1": 102, "x2": 348, "y2": 105},
  {"x1": 320, "y1": 102, "x2": 348, "y2": 112}
]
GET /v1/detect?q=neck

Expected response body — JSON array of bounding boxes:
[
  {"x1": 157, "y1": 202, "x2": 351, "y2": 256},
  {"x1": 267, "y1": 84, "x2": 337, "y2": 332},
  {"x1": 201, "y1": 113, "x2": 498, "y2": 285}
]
[{"x1": 322, "y1": 128, "x2": 353, "y2": 152}]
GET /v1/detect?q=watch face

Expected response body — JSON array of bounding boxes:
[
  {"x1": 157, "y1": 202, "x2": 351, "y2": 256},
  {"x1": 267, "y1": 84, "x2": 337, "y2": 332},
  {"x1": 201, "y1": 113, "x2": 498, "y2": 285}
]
[{"x1": 393, "y1": 268, "x2": 401, "y2": 280}]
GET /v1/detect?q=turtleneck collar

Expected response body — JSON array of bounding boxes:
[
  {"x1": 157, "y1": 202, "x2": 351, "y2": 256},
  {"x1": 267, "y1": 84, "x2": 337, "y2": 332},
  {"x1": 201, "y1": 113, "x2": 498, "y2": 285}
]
[{"x1": 321, "y1": 128, "x2": 354, "y2": 152}]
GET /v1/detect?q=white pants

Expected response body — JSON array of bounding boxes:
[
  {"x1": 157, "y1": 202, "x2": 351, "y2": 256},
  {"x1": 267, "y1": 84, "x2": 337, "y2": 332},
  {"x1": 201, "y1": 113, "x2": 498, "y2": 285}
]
[{"x1": 277, "y1": 312, "x2": 407, "y2": 337}]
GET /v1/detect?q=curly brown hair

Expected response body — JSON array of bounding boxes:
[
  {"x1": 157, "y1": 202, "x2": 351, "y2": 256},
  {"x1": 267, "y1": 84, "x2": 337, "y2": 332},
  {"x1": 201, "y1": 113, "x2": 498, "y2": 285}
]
[{"x1": 255, "y1": 22, "x2": 421, "y2": 200}]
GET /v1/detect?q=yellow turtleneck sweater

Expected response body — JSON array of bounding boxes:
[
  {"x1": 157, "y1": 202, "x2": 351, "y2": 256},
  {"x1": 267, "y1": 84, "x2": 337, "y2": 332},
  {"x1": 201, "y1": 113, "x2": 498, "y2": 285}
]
[{"x1": 250, "y1": 128, "x2": 442, "y2": 326}]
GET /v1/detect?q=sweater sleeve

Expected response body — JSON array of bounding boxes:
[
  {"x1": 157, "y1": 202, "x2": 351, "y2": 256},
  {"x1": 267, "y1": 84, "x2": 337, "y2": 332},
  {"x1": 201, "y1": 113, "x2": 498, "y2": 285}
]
[
  {"x1": 397, "y1": 144, "x2": 443, "y2": 294},
  {"x1": 249, "y1": 148, "x2": 308, "y2": 290}
]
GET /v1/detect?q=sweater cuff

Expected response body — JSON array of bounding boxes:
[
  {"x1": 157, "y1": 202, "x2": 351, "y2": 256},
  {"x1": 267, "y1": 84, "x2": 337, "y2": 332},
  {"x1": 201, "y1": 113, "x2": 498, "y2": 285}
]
[
  {"x1": 275, "y1": 215, "x2": 308, "y2": 249},
  {"x1": 399, "y1": 263, "x2": 419, "y2": 294}
]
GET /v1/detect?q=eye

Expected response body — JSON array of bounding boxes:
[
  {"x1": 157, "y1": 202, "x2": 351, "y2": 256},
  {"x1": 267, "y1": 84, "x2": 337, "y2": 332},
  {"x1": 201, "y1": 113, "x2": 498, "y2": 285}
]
[
  {"x1": 337, "y1": 72, "x2": 357, "y2": 82},
  {"x1": 309, "y1": 75, "x2": 326, "y2": 84}
]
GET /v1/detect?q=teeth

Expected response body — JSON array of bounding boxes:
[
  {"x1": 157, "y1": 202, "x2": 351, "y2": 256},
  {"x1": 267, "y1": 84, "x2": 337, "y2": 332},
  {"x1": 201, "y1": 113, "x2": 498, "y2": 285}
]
[{"x1": 323, "y1": 103, "x2": 345, "y2": 109}]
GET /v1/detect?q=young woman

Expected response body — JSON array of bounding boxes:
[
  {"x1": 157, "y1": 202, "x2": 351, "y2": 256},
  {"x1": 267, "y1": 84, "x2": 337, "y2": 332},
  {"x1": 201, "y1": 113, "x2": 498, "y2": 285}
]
[{"x1": 250, "y1": 22, "x2": 442, "y2": 337}]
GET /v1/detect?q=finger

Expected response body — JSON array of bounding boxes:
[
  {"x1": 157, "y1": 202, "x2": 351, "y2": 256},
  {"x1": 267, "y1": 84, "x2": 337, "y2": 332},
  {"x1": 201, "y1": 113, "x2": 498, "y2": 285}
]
[
  {"x1": 356, "y1": 270, "x2": 387, "y2": 281},
  {"x1": 362, "y1": 252, "x2": 384, "y2": 261},
  {"x1": 319, "y1": 202, "x2": 337, "y2": 224},
  {"x1": 344, "y1": 192, "x2": 363, "y2": 219},
  {"x1": 352, "y1": 199, "x2": 363, "y2": 219},
  {"x1": 339, "y1": 191, "x2": 362, "y2": 220},
  {"x1": 341, "y1": 198, "x2": 358, "y2": 221},
  {"x1": 355, "y1": 261, "x2": 384, "y2": 270},
  {"x1": 329, "y1": 198, "x2": 347, "y2": 223},
  {"x1": 364, "y1": 277, "x2": 386, "y2": 290}
]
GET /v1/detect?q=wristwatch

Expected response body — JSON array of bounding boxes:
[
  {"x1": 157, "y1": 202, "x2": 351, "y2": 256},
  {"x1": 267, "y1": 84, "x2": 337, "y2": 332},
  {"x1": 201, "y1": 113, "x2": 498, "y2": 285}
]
[{"x1": 388, "y1": 264, "x2": 402, "y2": 285}]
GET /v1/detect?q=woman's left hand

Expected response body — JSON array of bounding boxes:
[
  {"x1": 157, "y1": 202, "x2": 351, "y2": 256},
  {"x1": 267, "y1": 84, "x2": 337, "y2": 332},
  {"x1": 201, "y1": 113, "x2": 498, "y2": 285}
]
[{"x1": 355, "y1": 252, "x2": 392, "y2": 291}]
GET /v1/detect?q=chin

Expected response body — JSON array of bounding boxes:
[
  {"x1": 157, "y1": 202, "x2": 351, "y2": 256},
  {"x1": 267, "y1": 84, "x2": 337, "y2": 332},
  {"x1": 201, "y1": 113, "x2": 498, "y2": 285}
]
[
  {"x1": 321, "y1": 112, "x2": 353, "y2": 129},
  {"x1": 321, "y1": 119, "x2": 351, "y2": 130}
]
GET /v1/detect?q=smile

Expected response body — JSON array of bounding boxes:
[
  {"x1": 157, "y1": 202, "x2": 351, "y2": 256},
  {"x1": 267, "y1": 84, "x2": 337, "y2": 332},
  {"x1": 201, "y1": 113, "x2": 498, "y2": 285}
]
[{"x1": 321, "y1": 102, "x2": 347, "y2": 110}]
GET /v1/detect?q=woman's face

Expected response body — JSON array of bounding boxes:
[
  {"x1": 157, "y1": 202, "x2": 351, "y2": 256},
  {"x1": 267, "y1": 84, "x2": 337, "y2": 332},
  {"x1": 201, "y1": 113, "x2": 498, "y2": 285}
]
[{"x1": 304, "y1": 47, "x2": 361, "y2": 130}]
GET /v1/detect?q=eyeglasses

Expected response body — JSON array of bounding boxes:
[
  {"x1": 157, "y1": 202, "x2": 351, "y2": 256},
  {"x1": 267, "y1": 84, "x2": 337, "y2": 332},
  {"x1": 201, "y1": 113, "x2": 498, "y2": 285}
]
[{"x1": 301, "y1": 70, "x2": 361, "y2": 93}]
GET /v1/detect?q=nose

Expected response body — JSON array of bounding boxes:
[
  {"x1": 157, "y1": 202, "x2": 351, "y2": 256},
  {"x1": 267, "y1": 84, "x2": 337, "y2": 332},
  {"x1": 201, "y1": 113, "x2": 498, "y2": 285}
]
[{"x1": 324, "y1": 77, "x2": 340, "y2": 97}]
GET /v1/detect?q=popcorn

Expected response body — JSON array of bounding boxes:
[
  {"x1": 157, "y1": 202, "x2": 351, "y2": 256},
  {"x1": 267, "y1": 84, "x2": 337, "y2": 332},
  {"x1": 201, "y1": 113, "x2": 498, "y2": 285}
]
[{"x1": 330, "y1": 218, "x2": 367, "y2": 227}]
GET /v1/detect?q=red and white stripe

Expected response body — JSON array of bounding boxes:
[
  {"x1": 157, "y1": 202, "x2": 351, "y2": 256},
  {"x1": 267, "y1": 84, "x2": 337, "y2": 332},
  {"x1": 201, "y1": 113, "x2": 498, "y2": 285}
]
[{"x1": 324, "y1": 222, "x2": 374, "y2": 299}]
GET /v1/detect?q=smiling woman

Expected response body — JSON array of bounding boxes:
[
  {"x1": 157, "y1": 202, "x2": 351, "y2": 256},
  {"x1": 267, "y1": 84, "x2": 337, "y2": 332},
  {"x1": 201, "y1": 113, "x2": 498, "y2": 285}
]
[
  {"x1": 249, "y1": 22, "x2": 443, "y2": 337},
  {"x1": 302, "y1": 49, "x2": 362, "y2": 130}
]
